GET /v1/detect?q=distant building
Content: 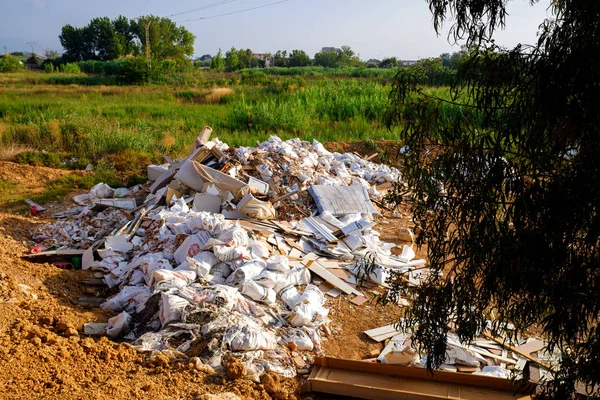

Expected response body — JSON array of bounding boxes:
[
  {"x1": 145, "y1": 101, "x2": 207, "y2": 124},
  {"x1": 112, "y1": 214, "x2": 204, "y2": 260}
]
[
  {"x1": 400, "y1": 60, "x2": 419, "y2": 66},
  {"x1": 321, "y1": 47, "x2": 341, "y2": 54},
  {"x1": 253, "y1": 53, "x2": 273, "y2": 67}
]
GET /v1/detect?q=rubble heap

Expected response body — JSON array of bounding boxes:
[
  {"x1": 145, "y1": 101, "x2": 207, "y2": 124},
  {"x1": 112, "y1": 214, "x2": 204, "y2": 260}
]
[
  {"x1": 29, "y1": 127, "x2": 556, "y2": 388},
  {"x1": 31, "y1": 128, "x2": 423, "y2": 379}
]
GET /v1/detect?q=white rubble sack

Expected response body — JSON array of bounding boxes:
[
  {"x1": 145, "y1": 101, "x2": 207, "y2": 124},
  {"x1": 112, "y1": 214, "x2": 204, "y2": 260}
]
[
  {"x1": 106, "y1": 311, "x2": 131, "y2": 338},
  {"x1": 159, "y1": 292, "x2": 190, "y2": 327}
]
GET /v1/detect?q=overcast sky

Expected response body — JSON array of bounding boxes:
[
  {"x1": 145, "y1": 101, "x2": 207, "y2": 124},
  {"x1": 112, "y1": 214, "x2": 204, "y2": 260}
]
[{"x1": 1, "y1": 0, "x2": 552, "y2": 60}]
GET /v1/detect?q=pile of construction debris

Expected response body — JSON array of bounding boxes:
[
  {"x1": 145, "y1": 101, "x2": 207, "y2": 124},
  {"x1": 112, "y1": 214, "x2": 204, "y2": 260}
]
[
  {"x1": 26, "y1": 127, "x2": 556, "y2": 388},
  {"x1": 28, "y1": 127, "x2": 426, "y2": 379}
]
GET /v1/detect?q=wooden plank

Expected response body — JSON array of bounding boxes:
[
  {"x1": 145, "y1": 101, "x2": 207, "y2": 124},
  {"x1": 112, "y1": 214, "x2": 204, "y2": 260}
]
[
  {"x1": 306, "y1": 261, "x2": 362, "y2": 296},
  {"x1": 515, "y1": 340, "x2": 546, "y2": 355},
  {"x1": 364, "y1": 324, "x2": 401, "y2": 342},
  {"x1": 306, "y1": 357, "x2": 535, "y2": 400},
  {"x1": 350, "y1": 296, "x2": 368, "y2": 306},
  {"x1": 275, "y1": 234, "x2": 291, "y2": 256},
  {"x1": 483, "y1": 332, "x2": 553, "y2": 370},
  {"x1": 22, "y1": 249, "x2": 85, "y2": 259}
]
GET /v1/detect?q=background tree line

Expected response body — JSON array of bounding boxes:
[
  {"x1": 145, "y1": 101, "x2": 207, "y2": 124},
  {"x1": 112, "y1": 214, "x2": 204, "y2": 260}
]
[{"x1": 59, "y1": 15, "x2": 195, "y2": 62}]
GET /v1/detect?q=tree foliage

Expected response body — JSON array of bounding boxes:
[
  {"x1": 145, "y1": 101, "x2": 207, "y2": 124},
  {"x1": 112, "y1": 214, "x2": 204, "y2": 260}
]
[
  {"x1": 59, "y1": 15, "x2": 194, "y2": 62},
  {"x1": 210, "y1": 49, "x2": 225, "y2": 72},
  {"x1": 288, "y1": 49, "x2": 311, "y2": 67},
  {"x1": 314, "y1": 45, "x2": 360, "y2": 68},
  {"x1": 224, "y1": 47, "x2": 260, "y2": 71},
  {"x1": 313, "y1": 48, "x2": 339, "y2": 68},
  {"x1": 379, "y1": 57, "x2": 398, "y2": 68},
  {"x1": 0, "y1": 55, "x2": 23, "y2": 73},
  {"x1": 386, "y1": 0, "x2": 600, "y2": 398}
]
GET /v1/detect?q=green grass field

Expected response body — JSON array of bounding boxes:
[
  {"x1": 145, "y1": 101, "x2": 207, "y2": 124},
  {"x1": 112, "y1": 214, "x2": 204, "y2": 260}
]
[
  {"x1": 0, "y1": 69, "x2": 467, "y2": 181},
  {"x1": 0, "y1": 71, "x2": 403, "y2": 163}
]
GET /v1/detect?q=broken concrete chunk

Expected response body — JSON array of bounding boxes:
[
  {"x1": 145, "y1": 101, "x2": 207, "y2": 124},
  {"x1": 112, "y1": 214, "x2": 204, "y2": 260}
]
[
  {"x1": 105, "y1": 235, "x2": 133, "y2": 253},
  {"x1": 192, "y1": 193, "x2": 221, "y2": 213},
  {"x1": 147, "y1": 164, "x2": 169, "y2": 181}
]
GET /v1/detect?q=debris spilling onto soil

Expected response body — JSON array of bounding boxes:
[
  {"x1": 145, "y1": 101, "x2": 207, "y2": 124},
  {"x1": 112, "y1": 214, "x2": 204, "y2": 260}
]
[
  {"x1": 28, "y1": 127, "x2": 424, "y2": 381},
  {"x1": 26, "y1": 127, "x2": 557, "y2": 394}
]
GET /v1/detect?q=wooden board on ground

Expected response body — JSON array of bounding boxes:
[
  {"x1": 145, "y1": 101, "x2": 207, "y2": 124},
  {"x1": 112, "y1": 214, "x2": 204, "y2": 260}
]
[
  {"x1": 305, "y1": 357, "x2": 535, "y2": 400},
  {"x1": 305, "y1": 260, "x2": 362, "y2": 296},
  {"x1": 23, "y1": 249, "x2": 86, "y2": 259},
  {"x1": 364, "y1": 324, "x2": 402, "y2": 342},
  {"x1": 516, "y1": 340, "x2": 546, "y2": 355},
  {"x1": 350, "y1": 296, "x2": 369, "y2": 306}
]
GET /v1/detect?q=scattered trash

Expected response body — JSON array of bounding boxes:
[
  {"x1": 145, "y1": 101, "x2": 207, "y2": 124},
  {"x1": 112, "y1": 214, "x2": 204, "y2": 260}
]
[{"x1": 34, "y1": 130, "x2": 543, "y2": 383}]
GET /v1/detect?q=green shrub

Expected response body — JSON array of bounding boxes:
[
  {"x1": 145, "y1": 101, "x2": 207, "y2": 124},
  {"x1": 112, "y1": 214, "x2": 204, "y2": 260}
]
[
  {"x1": 44, "y1": 63, "x2": 55, "y2": 73},
  {"x1": 15, "y1": 151, "x2": 62, "y2": 168},
  {"x1": 60, "y1": 63, "x2": 81, "y2": 73},
  {"x1": 0, "y1": 55, "x2": 24, "y2": 73}
]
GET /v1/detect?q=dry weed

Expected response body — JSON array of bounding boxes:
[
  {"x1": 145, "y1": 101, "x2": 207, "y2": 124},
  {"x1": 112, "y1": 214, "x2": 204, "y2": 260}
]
[
  {"x1": 205, "y1": 87, "x2": 234, "y2": 104},
  {"x1": 0, "y1": 144, "x2": 36, "y2": 161}
]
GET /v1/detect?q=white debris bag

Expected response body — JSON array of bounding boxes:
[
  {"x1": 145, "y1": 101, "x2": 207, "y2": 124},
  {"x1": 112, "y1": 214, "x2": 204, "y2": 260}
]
[
  {"x1": 266, "y1": 255, "x2": 290, "y2": 272},
  {"x1": 89, "y1": 183, "x2": 114, "y2": 199},
  {"x1": 279, "y1": 328, "x2": 314, "y2": 351},
  {"x1": 226, "y1": 261, "x2": 264, "y2": 286},
  {"x1": 276, "y1": 283, "x2": 301, "y2": 309},
  {"x1": 102, "y1": 285, "x2": 151, "y2": 312},
  {"x1": 159, "y1": 292, "x2": 190, "y2": 327},
  {"x1": 253, "y1": 270, "x2": 284, "y2": 289},
  {"x1": 286, "y1": 267, "x2": 311, "y2": 286},
  {"x1": 178, "y1": 254, "x2": 214, "y2": 278},
  {"x1": 225, "y1": 325, "x2": 277, "y2": 351},
  {"x1": 151, "y1": 269, "x2": 196, "y2": 291},
  {"x1": 288, "y1": 303, "x2": 329, "y2": 327},
  {"x1": 140, "y1": 254, "x2": 173, "y2": 286},
  {"x1": 206, "y1": 262, "x2": 232, "y2": 284},
  {"x1": 297, "y1": 284, "x2": 324, "y2": 307},
  {"x1": 241, "y1": 281, "x2": 276, "y2": 305},
  {"x1": 174, "y1": 231, "x2": 212, "y2": 265},
  {"x1": 212, "y1": 244, "x2": 250, "y2": 262},
  {"x1": 106, "y1": 311, "x2": 131, "y2": 338},
  {"x1": 249, "y1": 241, "x2": 270, "y2": 259}
]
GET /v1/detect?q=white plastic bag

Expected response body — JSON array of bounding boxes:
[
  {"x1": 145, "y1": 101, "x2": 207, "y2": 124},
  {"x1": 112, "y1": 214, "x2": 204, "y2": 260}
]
[
  {"x1": 279, "y1": 328, "x2": 314, "y2": 351},
  {"x1": 276, "y1": 283, "x2": 301, "y2": 309},
  {"x1": 266, "y1": 255, "x2": 290, "y2": 272},
  {"x1": 286, "y1": 267, "x2": 311, "y2": 286},
  {"x1": 225, "y1": 325, "x2": 277, "y2": 351},
  {"x1": 297, "y1": 284, "x2": 324, "y2": 307},
  {"x1": 225, "y1": 261, "x2": 264, "y2": 286},
  {"x1": 102, "y1": 286, "x2": 151, "y2": 312},
  {"x1": 253, "y1": 270, "x2": 284, "y2": 289},
  {"x1": 150, "y1": 269, "x2": 196, "y2": 291},
  {"x1": 241, "y1": 281, "x2": 276, "y2": 305},
  {"x1": 106, "y1": 311, "x2": 131, "y2": 338},
  {"x1": 174, "y1": 231, "x2": 212, "y2": 265},
  {"x1": 159, "y1": 292, "x2": 190, "y2": 327},
  {"x1": 212, "y1": 244, "x2": 250, "y2": 263},
  {"x1": 89, "y1": 183, "x2": 114, "y2": 199},
  {"x1": 288, "y1": 303, "x2": 329, "y2": 327}
]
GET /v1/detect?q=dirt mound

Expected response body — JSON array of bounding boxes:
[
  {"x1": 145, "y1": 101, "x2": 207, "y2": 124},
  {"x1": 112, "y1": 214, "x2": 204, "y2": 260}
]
[
  {"x1": 0, "y1": 212, "x2": 302, "y2": 399},
  {"x1": 0, "y1": 161, "x2": 77, "y2": 189}
]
